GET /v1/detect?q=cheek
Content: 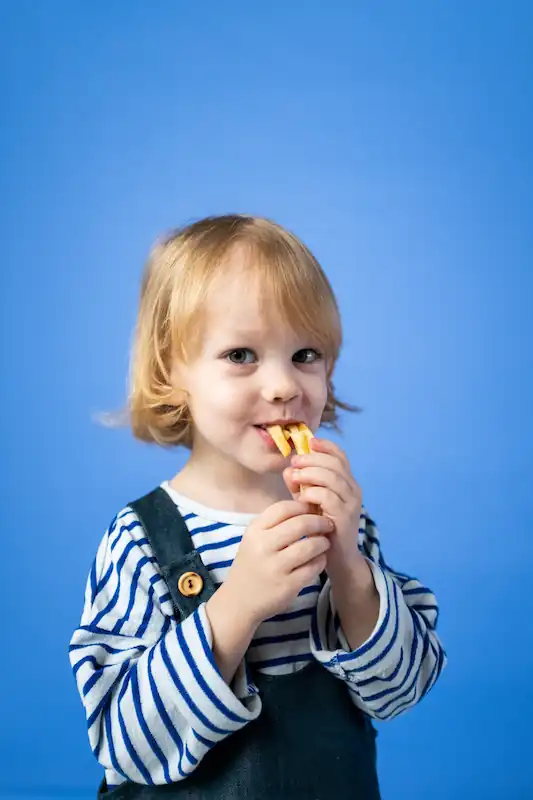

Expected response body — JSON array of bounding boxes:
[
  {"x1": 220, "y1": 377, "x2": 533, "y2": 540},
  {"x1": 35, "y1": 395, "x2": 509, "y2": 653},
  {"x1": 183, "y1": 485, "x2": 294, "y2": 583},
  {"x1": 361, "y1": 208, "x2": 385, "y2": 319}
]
[
  {"x1": 314, "y1": 391, "x2": 328, "y2": 425},
  {"x1": 307, "y1": 372, "x2": 328, "y2": 411},
  {"x1": 189, "y1": 374, "x2": 250, "y2": 423}
]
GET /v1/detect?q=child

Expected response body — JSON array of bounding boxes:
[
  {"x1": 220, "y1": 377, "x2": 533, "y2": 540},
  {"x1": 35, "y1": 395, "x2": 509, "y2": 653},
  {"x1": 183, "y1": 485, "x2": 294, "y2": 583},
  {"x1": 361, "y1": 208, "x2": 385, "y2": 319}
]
[{"x1": 69, "y1": 215, "x2": 446, "y2": 799}]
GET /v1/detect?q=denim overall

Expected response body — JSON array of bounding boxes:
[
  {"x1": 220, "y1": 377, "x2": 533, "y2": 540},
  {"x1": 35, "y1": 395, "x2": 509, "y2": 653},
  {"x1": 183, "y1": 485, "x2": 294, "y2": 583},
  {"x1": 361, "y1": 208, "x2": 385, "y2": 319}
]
[{"x1": 97, "y1": 488, "x2": 381, "y2": 799}]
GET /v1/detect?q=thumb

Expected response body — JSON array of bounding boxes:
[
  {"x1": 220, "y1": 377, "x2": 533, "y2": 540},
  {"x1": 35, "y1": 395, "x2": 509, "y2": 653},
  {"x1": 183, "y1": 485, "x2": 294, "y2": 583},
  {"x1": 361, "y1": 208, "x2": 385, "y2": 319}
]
[{"x1": 283, "y1": 467, "x2": 302, "y2": 500}]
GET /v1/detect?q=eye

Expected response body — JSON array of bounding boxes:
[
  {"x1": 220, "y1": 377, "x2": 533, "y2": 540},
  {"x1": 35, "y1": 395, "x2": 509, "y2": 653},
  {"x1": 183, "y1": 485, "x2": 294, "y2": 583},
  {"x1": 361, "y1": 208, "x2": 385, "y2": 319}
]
[
  {"x1": 226, "y1": 348, "x2": 256, "y2": 365},
  {"x1": 293, "y1": 348, "x2": 323, "y2": 364}
]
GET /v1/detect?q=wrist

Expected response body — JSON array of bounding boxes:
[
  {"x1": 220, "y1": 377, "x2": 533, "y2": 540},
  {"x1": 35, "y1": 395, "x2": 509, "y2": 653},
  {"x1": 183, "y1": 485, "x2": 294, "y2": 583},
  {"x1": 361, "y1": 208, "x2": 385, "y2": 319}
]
[
  {"x1": 211, "y1": 578, "x2": 261, "y2": 634},
  {"x1": 328, "y1": 553, "x2": 375, "y2": 594},
  {"x1": 327, "y1": 556, "x2": 381, "y2": 652},
  {"x1": 204, "y1": 579, "x2": 259, "y2": 688}
]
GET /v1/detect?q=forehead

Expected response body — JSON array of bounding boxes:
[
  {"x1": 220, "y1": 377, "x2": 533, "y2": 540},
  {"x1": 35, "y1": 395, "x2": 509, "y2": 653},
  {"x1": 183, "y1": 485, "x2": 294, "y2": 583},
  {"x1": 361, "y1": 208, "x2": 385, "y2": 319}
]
[
  {"x1": 204, "y1": 269, "x2": 291, "y2": 339},
  {"x1": 181, "y1": 242, "x2": 341, "y2": 362}
]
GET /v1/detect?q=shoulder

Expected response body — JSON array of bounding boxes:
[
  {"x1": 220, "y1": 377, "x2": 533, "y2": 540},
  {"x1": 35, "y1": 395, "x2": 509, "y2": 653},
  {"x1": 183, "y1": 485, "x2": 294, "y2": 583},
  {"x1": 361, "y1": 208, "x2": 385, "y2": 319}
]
[
  {"x1": 91, "y1": 502, "x2": 159, "y2": 595},
  {"x1": 105, "y1": 503, "x2": 153, "y2": 556},
  {"x1": 83, "y1": 502, "x2": 174, "y2": 631}
]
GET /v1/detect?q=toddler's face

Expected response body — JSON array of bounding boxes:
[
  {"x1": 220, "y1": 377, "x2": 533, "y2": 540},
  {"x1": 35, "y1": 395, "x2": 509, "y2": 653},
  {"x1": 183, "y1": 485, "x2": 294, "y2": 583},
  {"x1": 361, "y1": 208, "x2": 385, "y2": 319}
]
[{"x1": 173, "y1": 267, "x2": 328, "y2": 475}]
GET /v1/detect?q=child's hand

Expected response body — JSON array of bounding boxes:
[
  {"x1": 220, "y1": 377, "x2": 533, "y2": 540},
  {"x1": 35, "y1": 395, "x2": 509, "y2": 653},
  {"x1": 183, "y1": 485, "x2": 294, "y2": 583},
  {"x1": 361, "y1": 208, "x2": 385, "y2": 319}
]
[
  {"x1": 283, "y1": 438, "x2": 364, "y2": 571},
  {"x1": 225, "y1": 501, "x2": 334, "y2": 626}
]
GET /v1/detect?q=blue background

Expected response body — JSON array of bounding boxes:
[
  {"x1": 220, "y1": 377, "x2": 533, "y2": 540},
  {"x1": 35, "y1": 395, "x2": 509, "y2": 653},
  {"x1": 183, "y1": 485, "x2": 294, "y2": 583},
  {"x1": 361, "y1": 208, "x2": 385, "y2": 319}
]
[{"x1": 1, "y1": 2, "x2": 532, "y2": 798}]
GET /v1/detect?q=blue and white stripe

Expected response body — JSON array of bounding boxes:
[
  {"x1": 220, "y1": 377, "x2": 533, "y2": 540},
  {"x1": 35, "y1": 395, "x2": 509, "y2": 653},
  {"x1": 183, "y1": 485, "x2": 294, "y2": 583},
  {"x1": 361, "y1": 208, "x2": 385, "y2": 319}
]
[
  {"x1": 310, "y1": 513, "x2": 447, "y2": 719},
  {"x1": 70, "y1": 484, "x2": 446, "y2": 787}
]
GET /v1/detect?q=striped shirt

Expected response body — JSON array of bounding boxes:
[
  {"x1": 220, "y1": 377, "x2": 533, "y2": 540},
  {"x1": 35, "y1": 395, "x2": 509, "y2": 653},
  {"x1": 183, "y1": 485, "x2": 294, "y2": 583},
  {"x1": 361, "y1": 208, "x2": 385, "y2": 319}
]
[{"x1": 69, "y1": 481, "x2": 446, "y2": 788}]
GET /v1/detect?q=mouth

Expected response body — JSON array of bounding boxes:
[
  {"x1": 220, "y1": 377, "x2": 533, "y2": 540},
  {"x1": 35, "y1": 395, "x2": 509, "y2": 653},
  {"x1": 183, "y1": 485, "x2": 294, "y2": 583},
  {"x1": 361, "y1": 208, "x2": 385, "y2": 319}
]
[
  {"x1": 253, "y1": 420, "x2": 310, "y2": 455},
  {"x1": 253, "y1": 424, "x2": 285, "y2": 450},
  {"x1": 253, "y1": 419, "x2": 304, "y2": 429}
]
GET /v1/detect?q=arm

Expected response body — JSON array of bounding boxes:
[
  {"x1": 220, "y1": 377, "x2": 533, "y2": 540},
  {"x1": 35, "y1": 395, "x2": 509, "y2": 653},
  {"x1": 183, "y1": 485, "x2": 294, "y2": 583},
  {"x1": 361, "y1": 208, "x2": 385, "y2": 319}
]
[
  {"x1": 205, "y1": 580, "x2": 258, "y2": 685},
  {"x1": 328, "y1": 555, "x2": 381, "y2": 650},
  {"x1": 69, "y1": 509, "x2": 260, "y2": 786},
  {"x1": 310, "y1": 509, "x2": 447, "y2": 720}
]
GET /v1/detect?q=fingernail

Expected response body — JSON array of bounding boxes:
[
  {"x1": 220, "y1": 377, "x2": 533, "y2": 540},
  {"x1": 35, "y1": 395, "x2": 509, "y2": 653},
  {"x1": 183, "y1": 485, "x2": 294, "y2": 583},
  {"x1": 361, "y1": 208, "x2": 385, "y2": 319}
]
[{"x1": 292, "y1": 469, "x2": 301, "y2": 478}]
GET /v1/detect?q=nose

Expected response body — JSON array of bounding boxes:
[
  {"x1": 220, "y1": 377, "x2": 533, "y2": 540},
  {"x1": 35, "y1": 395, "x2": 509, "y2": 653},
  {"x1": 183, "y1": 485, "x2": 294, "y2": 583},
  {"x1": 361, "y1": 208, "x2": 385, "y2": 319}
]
[{"x1": 260, "y1": 363, "x2": 301, "y2": 404}]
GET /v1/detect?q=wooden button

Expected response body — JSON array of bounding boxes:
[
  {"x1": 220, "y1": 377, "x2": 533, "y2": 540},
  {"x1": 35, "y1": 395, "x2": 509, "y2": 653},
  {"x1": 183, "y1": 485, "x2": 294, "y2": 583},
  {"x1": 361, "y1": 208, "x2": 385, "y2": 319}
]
[{"x1": 178, "y1": 571, "x2": 203, "y2": 597}]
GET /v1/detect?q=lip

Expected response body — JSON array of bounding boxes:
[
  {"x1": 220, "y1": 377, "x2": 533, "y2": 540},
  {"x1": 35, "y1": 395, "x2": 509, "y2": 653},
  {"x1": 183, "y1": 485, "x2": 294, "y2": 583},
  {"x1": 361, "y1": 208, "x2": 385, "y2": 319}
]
[
  {"x1": 254, "y1": 425, "x2": 289, "y2": 451},
  {"x1": 254, "y1": 419, "x2": 304, "y2": 428}
]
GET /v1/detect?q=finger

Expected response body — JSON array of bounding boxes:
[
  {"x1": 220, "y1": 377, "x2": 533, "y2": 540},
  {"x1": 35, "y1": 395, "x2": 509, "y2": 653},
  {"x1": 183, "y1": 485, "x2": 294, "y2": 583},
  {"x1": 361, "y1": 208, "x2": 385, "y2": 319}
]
[
  {"x1": 282, "y1": 533, "x2": 330, "y2": 573},
  {"x1": 259, "y1": 499, "x2": 314, "y2": 529},
  {"x1": 291, "y1": 466, "x2": 352, "y2": 504},
  {"x1": 309, "y1": 437, "x2": 351, "y2": 470},
  {"x1": 283, "y1": 467, "x2": 322, "y2": 517},
  {"x1": 291, "y1": 450, "x2": 361, "y2": 502},
  {"x1": 290, "y1": 552, "x2": 328, "y2": 587},
  {"x1": 273, "y1": 514, "x2": 334, "y2": 550},
  {"x1": 291, "y1": 450, "x2": 349, "y2": 481},
  {"x1": 282, "y1": 466, "x2": 301, "y2": 499},
  {"x1": 297, "y1": 485, "x2": 344, "y2": 518}
]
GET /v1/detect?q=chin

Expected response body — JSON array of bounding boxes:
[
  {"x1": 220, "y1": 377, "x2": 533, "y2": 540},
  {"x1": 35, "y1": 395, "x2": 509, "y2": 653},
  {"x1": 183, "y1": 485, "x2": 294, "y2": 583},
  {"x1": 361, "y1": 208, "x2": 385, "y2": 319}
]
[
  {"x1": 249, "y1": 454, "x2": 287, "y2": 476},
  {"x1": 253, "y1": 462, "x2": 285, "y2": 476}
]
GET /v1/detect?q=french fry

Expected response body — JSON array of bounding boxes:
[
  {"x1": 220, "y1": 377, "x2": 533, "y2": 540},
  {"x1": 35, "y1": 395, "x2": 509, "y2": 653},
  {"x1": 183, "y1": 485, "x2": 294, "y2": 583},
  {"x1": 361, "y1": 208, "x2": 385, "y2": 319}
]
[
  {"x1": 287, "y1": 423, "x2": 313, "y2": 455},
  {"x1": 266, "y1": 424, "x2": 292, "y2": 457},
  {"x1": 266, "y1": 422, "x2": 314, "y2": 456},
  {"x1": 267, "y1": 423, "x2": 320, "y2": 513}
]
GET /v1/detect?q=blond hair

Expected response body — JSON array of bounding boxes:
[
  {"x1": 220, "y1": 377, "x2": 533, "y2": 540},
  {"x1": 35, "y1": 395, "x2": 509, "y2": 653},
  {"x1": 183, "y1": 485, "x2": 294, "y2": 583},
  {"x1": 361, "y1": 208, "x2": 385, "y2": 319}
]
[{"x1": 125, "y1": 214, "x2": 360, "y2": 448}]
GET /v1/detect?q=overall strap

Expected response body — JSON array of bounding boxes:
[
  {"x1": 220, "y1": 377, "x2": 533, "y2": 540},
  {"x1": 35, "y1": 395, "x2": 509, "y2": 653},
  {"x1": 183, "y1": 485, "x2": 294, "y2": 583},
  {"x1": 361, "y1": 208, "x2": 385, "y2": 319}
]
[{"x1": 128, "y1": 487, "x2": 217, "y2": 622}]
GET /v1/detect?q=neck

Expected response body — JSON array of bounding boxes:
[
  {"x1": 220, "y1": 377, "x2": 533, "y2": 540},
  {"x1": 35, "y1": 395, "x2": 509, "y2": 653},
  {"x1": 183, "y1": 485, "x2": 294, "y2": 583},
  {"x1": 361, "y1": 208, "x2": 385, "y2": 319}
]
[{"x1": 169, "y1": 448, "x2": 291, "y2": 514}]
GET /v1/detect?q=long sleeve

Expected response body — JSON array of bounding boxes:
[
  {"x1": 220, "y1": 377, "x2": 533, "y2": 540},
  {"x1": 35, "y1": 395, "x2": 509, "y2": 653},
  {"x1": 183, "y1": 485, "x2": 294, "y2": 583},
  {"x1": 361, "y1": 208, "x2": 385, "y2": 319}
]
[
  {"x1": 310, "y1": 508, "x2": 447, "y2": 720},
  {"x1": 69, "y1": 508, "x2": 260, "y2": 787}
]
